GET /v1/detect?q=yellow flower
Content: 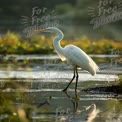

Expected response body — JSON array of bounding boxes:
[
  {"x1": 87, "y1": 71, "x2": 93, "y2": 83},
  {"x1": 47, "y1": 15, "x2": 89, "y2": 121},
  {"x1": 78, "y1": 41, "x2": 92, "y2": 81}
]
[
  {"x1": 21, "y1": 42, "x2": 28, "y2": 49},
  {"x1": 40, "y1": 35, "x2": 45, "y2": 41}
]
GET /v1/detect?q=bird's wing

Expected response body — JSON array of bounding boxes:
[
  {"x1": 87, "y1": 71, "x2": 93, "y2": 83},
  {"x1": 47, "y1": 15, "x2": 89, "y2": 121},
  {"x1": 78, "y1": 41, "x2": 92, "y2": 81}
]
[{"x1": 64, "y1": 45, "x2": 99, "y2": 75}]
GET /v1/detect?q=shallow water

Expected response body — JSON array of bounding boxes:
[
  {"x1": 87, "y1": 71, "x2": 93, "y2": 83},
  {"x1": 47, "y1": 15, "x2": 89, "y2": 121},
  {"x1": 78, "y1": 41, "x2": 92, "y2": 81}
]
[{"x1": 0, "y1": 54, "x2": 122, "y2": 122}]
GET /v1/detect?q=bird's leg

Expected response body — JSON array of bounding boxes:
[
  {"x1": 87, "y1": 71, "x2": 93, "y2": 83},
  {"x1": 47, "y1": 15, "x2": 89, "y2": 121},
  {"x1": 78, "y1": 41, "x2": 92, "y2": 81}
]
[
  {"x1": 74, "y1": 71, "x2": 79, "y2": 112},
  {"x1": 62, "y1": 69, "x2": 75, "y2": 92},
  {"x1": 75, "y1": 68, "x2": 79, "y2": 94}
]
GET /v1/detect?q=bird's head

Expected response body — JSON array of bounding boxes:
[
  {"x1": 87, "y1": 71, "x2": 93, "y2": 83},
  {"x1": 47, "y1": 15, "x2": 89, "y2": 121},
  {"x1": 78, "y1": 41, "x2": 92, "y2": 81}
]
[
  {"x1": 36, "y1": 27, "x2": 60, "y2": 33},
  {"x1": 36, "y1": 27, "x2": 64, "y2": 39}
]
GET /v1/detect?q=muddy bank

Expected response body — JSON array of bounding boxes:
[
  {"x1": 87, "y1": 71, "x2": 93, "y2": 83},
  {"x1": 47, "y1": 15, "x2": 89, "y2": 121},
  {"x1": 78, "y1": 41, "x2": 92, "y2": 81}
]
[{"x1": 82, "y1": 84, "x2": 122, "y2": 95}]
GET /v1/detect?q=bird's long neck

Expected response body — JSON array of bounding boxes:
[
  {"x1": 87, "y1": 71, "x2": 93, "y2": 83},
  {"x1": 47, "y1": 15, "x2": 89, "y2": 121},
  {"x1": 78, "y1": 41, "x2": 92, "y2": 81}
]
[{"x1": 53, "y1": 29, "x2": 64, "y2": 55}]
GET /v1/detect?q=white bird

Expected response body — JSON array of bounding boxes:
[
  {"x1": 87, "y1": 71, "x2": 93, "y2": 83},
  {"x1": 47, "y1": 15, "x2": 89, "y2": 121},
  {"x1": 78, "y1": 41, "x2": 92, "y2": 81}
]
[{"x1": 39, "y1": 27, "x2": 99, "y2": 92}]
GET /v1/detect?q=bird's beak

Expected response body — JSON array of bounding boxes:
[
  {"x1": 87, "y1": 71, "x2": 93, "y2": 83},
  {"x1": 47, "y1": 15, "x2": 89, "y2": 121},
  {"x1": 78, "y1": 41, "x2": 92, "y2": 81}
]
[{"x1": 35, "y1": 28, "x2": 49, "y2": 32}]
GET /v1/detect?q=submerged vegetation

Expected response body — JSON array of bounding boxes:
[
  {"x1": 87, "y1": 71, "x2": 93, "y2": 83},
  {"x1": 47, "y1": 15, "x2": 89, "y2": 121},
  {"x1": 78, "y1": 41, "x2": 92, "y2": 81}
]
[
  {"x1": 116, "y1": 74, "x2": 122, "y2": 86},
  {"x1": 0, "y1": 32, "x2": 122, "y2": 54}
]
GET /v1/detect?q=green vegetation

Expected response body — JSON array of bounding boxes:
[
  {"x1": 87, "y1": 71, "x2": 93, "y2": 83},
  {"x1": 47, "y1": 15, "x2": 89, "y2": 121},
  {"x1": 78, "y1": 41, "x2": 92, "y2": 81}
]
[
  {"x1": 116, "y1": 74, "x2": 122, "y2": 86},
  {"x1": 0, "y1": 32, "x2": 122, "y2": 54}
]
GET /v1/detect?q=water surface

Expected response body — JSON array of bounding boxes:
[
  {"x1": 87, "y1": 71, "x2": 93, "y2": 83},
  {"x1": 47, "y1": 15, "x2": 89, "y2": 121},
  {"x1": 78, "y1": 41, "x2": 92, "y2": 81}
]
[{"x1": 0, "y1": 54, "x2": 122, "y2": 122}]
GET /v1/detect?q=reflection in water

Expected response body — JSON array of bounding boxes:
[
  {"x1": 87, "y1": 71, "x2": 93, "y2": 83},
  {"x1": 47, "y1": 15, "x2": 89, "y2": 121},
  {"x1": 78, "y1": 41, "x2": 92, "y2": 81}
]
[
  {"x1": 37, "y1": 96, "x2": 52, "y2": 108},
  {"x1": 62, "y1": 91, "x2": 100, "y2": 122},
  {"x1": 85, "y1": 104, "x2": 100, "y2": 122},
  {"x1": 0, "y1": 89, "x2": 122, "y2": 122},
  {"x1": 63, "y1": 91, "x2": 80, "y2": 113},
  {"x1": 55, "y1": 91, "x2": 80, "y2": 121},
  {"x1": 0, "y1": 54, "x2": 122, "y2": 121}
]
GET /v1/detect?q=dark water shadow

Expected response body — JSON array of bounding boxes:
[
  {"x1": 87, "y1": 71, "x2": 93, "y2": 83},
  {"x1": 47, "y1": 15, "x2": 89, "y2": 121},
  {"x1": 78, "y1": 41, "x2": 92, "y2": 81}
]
[{"x1": 82, "y1": 84, "x2": 122, "y2": 98}]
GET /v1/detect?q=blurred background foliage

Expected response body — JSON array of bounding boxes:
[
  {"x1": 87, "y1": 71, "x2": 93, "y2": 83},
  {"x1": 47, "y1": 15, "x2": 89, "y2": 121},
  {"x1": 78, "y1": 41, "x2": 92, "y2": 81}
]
[
  {"x1": 0, "y1": 32, "x2": 122, "y2": 54},
  {"x1": 0, "y1": 0, "x2": 122, "y2": 54}
]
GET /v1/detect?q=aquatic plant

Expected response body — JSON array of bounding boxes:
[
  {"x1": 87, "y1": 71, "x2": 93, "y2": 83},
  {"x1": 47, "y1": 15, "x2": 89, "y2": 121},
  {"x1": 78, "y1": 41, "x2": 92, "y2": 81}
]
[{"x1": 0, "y1": 32, "x2": 121, "y2": 54}]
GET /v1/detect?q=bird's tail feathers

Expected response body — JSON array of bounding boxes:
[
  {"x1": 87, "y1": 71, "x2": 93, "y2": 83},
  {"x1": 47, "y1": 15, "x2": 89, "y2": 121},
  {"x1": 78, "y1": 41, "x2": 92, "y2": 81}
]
[{"x1": 89, "y1": 62, "x2": 99, "y2": 76}]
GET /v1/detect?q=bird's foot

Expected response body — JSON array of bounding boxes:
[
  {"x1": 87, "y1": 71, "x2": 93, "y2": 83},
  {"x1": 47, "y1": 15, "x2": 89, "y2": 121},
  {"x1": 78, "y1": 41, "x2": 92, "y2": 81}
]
[{"x1": 62, "y1": 88, "x2": 67, "y2": 93}]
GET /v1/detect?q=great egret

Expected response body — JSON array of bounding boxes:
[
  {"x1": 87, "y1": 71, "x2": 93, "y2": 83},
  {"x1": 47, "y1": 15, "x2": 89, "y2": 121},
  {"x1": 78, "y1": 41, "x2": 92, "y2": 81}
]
[{"x1": 39, "y1": 27, "x2": 99, "y2": 92}]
